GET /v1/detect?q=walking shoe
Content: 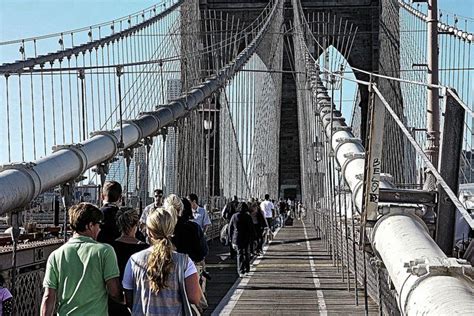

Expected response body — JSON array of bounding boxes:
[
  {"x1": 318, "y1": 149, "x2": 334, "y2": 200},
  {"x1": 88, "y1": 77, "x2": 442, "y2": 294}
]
[{"x1": 239, "y1": 273, "x2": 245, "y2": 278}]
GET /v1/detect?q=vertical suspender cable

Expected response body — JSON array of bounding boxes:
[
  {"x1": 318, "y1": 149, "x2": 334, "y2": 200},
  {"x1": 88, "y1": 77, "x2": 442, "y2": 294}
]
[
  {"x1": 67, "y1": 57, "x2": 75, "y2": 142},
  {"x1": 40, "y1": 64, "x2": 47, "y2": 156},
  {"x1": 5, "y1": 75, "x2": 11, "y2": 162},
  {"x1": 79, "y1": 69, "x2": 86, "y2": 141},
  {"x1": 18, "y1": 74, "x2": 25, "y2": 161},
  {"x1": 29, "y1": 69, "x2": 37, "y2": 160},
  {"x1": 59, "y1": 58, "x2": 66, "y2": 144}
]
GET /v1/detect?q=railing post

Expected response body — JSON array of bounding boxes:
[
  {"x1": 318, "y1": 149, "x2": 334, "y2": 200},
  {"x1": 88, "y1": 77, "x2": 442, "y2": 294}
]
[
  {"x1": 360, "y1": 78, "x2": 384, "y2": 248},
  {"x1": 436, "y1": 89, "x2": 464, "y2": 255},
  {"x1": 424, "y1": 0, "x2": 440, "y2": 191}
]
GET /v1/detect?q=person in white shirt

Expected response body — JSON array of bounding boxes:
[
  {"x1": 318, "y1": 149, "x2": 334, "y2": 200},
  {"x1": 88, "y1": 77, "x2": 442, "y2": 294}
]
[
  {"x1": 188, "y1": 193, "x2": 211, "y2": 234},
  {"x1": 260, "y1": 194, "x2": 275, "y2": 231}
]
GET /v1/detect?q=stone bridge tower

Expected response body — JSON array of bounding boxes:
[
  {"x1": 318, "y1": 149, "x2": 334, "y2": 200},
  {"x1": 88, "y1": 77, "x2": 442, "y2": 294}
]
[{"x1": 192, "y1": 0, "x2": 407, "y2": 198}]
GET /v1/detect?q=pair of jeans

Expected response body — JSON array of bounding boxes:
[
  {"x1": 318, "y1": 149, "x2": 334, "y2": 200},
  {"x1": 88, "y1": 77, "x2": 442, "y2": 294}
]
[{"x1": 233, "y1": 244, "x2": 250, "y2": 274}]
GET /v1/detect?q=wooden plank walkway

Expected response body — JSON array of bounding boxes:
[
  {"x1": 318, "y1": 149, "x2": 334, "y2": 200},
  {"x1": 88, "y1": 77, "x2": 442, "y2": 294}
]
[
  {"x1": 204, "y1": 240, "x2": 239, "y2": 314},
  {"x1": 210, "y1": 219, "x2": 378, "y2": 315}
]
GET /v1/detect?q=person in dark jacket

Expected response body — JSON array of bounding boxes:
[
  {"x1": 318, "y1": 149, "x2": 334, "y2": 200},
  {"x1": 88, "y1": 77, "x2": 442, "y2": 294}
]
[
  {"x1": 222, "y1": 196, "x2": 239, "y2": 221},
  {"x1": 228, "y1": 202, "x2": 255, "y2": 277},
  {"x1": 97, "y1": 181, "x2": 122, "y2": 244},
  {"x1": 249, "y1": 202, "x2": 266, "y2": 255},
  {"x1": 165, "y1": 195, "x2": 209, "y2": 263},
  {"x1": 110, "y1": 207, "x2": 148, "y2": 316}
]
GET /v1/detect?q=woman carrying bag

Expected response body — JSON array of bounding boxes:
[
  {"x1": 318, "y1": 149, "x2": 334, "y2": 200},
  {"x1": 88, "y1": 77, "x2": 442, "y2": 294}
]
[{"x1": 122, "y1": 207, "x2": 202, "y2": 315}]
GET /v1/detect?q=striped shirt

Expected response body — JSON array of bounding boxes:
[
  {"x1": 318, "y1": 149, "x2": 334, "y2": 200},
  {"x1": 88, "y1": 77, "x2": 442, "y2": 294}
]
[{"x1": 122, "y1": 248, "x2": 196, "y2": 315}]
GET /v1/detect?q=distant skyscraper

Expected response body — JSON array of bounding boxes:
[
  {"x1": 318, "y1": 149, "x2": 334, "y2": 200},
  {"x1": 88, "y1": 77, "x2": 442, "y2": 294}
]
[
  {"x1": 164, "y1": 79, "x2": 181, "y2": 195},
  {"x1": 135, "y1": 146, "x2": 148, "y2": 202}
]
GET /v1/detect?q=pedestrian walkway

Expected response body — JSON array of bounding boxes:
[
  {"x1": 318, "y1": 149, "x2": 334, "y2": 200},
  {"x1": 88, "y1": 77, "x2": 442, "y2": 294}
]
[
  {"x1": 204, "y1": 240, "x2": 239, "y2": 314},
  {"x1": 211, "y1": 219, "x2": 378, "y2": 315}
]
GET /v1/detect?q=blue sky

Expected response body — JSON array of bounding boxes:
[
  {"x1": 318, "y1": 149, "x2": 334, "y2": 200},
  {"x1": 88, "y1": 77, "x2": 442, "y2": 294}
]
[
  {"x1": 0, "y1": 0, "x2": 158, "y2": 42},
  {"x1": 0, "y1": 0, "x2": 472, "y2": 163},
  {"x1": 0, "y1": 0, "x2": 472, "y2": 43}
]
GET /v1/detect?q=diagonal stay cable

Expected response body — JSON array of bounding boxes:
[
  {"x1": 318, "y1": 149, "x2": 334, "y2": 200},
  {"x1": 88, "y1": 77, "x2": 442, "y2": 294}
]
[{"x1": 0, "y1": 0, "x2": 184, "y2": 74}]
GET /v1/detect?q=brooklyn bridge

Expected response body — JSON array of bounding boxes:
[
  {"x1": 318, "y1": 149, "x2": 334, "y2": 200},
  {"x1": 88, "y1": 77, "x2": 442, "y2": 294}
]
[{"x1": 0, "y1": 0, "x2": 473, "y2": 314}]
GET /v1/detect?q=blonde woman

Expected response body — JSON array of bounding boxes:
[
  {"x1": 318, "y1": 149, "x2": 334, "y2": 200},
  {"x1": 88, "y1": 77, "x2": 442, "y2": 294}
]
[{"x1": 122, "y1": 208, "x2": 202, "y2": 315}]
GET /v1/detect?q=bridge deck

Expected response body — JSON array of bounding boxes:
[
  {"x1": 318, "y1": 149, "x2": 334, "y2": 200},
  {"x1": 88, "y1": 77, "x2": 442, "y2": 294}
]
[{"x1": 208, "y1": 219, "x2": 378, "y2": 315}]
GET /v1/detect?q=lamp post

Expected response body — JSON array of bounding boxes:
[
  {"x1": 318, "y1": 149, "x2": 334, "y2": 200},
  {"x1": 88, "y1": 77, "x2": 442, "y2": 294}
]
[{"x1": 204, "y1": 118, "x2": 213, "y2": 207}]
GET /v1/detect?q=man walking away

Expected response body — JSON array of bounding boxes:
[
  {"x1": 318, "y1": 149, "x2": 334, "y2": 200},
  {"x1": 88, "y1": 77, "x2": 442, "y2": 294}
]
[
  {"x1": 41, "y1": 203, "x2": 122, "y2": 315},
  {"x1": 278, "y1": 198, "x2": 288, "y2": 228},
  {"x1": 260, "y1": 194, "x2": 275, "y2": 232},
  {"x1": 228, "y1": 202, "x2": 255, "y2": 277},
  {"x1": 97, "y1": 181, "x2": 122, "y2": 244},
  {"x1": 222, "y1": 196, "x2": 239, "y2": 222}
]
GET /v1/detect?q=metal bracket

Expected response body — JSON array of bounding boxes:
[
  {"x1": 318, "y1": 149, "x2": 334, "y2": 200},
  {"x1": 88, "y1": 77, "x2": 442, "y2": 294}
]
[
  {"x1": 317, "y1": 98, "x2": 331, "y2": 105},
  {"x1": 404, "y1": 257, "x2": 474, "y2": 282},
  {"x1": 320, "y1": 109, "x2": 342, "y2": 117},
  {"x1": 92, "y1": 161, "x2": 110, "y2": 186},
  {"x1": 378, "y1": 205, "x2": 425, "y2": 218},
  {"x1": 378, "y1": 188, "x2": 437, "y2": 206},
  {"x1": 0, "y1": 162, "x2": 42, "y2": 203},
  {"x1": 139, "y1": 111, "x2": 162, "y2": 136},
  {"x1": 122, "y1": 147, "x2": 134, "y2": 159},
  {"x1": 52, "y1": 143, "x2": 83, "y2": 151},
  {"x1": 341, "y1": 153, "x2": 365, "y2": 179},
  {"x1": 332, "y1": 126, "x2": 352, "y2": 132},
  {"x1": 370, "y1": 256, "x2": 384, "y2": 268},
  {"x1": 0, "y1": 162, "x2": 36, "y2": 173},
  {"x1": 334, "y1": 137, "x2": 362, "y2": 158},
  {"x1": 154, "y1": 104, "x2": 168, "y2": 110},
  {"x1": 119, "y1": 119, "x2": 143, "y2": 141},
  {"x1": 159, "y1": 126, "x2": 168, "y2": 136},
  {"x1": 89, "y1": 130, "x2": 120, "y2": 157},
  {"x1": 324, "y1": 116, "x2": 345, "y2": 122}
]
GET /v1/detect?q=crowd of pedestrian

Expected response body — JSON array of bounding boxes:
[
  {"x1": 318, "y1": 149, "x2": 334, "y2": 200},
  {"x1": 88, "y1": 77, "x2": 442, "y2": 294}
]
[
  {"x1": 40, "y1": 181, "x2": 210, "y2": 316},
  {"x1": 39, "y1": 179, "x2": 303, "y2": 315},
  {"x1": 222, "y1": 194, "x2": 303, "y2": 277}
]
